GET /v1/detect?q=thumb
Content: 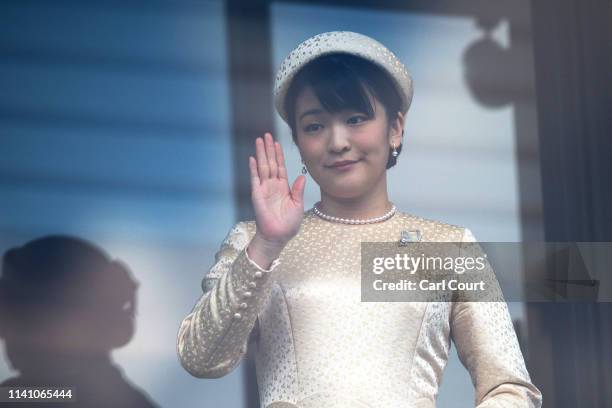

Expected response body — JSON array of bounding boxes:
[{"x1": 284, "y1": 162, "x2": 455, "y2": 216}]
[{"x1": 290, "y1": 175, "x2": 306, "y2": 203}]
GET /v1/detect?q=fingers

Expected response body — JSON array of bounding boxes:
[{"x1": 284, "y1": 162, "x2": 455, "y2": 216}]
[
  {"x1": 290, "y1": 175, "x2": 306, "y2": 204},
  {"x1": 264, "y1": 133, "x2": 278, "y2": 178},
  {"x1": 255, "y1": 132, "x2": 283, "y2": 181},
  {"x1": 275, "y1": 141, "x2": 288, "y2": 180},
  {"x1": 255, "y1": 136, "x2": 269, "y2": 179},
  {"x1": 249, "y1": 156, "x2": 260, "y2": 188}
]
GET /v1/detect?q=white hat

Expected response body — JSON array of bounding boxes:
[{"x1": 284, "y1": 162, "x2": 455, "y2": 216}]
[{"x1": 273, "y1": 31, "x2": 414, "y2": 125}]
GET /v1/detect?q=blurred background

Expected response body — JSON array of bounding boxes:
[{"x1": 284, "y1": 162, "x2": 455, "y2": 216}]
[{"x1": 0, "y1": 0, "x2": 610, "y2": 407}]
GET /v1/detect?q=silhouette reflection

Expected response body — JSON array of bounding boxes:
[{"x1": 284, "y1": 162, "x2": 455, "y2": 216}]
[{"x1": 0, "y1": 236, "x2": 158, "y2": 407}]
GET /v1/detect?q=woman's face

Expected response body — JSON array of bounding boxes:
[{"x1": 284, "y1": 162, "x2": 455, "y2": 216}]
[{"x1": 294, "y1": 85, "x2": 403, "y2": 199}]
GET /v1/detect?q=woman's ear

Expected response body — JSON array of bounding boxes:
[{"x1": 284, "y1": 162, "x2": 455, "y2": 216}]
[{"x1": 390, "y1": 111, "x2": 405, "y2": 147}]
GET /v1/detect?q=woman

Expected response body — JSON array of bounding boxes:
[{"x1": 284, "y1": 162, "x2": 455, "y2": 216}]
[{"x1": 177, "y1": 31, "x2": 542, "y2": 407}]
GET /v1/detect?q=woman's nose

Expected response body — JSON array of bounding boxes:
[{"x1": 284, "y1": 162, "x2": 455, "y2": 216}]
[{"x1": 327, "y1": 124, "x2": 351, "y2": 153}]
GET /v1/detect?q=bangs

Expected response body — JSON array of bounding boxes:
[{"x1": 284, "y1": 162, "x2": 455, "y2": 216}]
[
  {"x1": 285, "y1": 53, "x2": 400, "y2": 131},
  {"x1": 296, "y1": 53, "x2": 377, "y2": 118}
]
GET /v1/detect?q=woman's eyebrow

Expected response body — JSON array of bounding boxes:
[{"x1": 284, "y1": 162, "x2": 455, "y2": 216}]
[{"x1": 299, "y1": 108, "x2": 325, "y2": 121}]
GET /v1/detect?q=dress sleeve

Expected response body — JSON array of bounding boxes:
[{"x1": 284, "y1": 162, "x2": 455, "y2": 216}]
[
  {"x1": 176, "y1": 221, "x2": 281, "y2": 378},
  {"x1": 450, "y1": 228, "x2": 543, "y2": 407}
]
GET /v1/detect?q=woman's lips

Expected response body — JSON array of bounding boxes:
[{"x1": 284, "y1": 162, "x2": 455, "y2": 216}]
[{"x1": 327, "y1": 159, "x2": 361, "y2": 171}]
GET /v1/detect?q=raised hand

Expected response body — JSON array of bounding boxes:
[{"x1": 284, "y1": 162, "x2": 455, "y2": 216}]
[{"x1": 248, "y1": 132, "x2": 306, "y2": 256}]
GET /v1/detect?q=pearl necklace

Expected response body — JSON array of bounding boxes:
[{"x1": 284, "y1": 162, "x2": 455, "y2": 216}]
[{"x1": 313, "y1": 202, "x2": 397, "y2": 225}]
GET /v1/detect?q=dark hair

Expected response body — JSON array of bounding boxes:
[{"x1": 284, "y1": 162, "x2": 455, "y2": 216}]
[{"x1": 285, "y1": 53, "x2": 404, "y2": 169}]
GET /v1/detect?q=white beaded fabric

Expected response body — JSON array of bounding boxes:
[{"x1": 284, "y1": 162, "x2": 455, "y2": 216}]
[
  {"x1": 273, "y1": 31, "x2": 414, "y2": 124},
  {"x1": 176, "y1": 208, "x2": 543, "y2": 408}
]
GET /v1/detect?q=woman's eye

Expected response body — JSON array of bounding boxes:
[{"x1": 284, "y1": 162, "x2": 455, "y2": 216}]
[
  {"x1": 348, "y1": 115, "x2": 367, "y2": 124},
  {"x1": 304, "y1": 124, "x2": 322, "y2": 132}
]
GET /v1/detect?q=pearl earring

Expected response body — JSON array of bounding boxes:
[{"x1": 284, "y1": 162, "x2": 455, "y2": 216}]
[{"x1": 391, "y1": 143, "x2": 399, "y2": 158}]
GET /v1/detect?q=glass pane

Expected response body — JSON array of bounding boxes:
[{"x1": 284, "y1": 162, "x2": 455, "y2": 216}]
[{"x1": 0, "y1": 1, "x2": 243, "y2": 407}]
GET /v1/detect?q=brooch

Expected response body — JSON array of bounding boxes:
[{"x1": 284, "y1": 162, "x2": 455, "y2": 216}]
[{"x1": 399, "y1": 229, "x2": 422, "y2": 246}]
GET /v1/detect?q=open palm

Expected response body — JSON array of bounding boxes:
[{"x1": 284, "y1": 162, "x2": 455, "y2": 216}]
[{"x1": 249, "y1": 132, "x2": 306, "y2": 245}]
